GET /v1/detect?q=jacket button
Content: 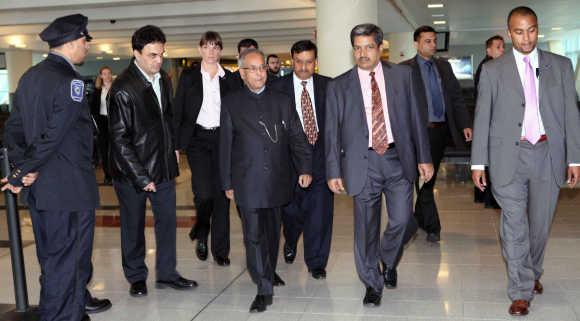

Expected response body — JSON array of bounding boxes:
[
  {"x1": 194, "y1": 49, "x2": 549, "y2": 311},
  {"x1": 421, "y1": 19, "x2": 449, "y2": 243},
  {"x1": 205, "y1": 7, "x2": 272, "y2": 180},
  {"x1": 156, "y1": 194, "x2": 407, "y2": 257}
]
[
  {"x1": 518, "y1": 122, "x2": 522, "y2": 127},
  {"x1": 515, "y1": 142, "x2": 519, "y2": 146},
  {"x1": 521, "y1": 102, "x2": 525, "y2": 107},
  {"x1": 363, "y1": 155, "x2": 367, "y2": 159}
]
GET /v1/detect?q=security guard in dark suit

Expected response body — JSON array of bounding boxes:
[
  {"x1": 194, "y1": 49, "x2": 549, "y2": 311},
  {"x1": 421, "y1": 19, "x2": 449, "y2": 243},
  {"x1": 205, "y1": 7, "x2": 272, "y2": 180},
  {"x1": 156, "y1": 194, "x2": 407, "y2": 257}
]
[{"x1": 2, "y1": 14, "x2": 109, "y2": 321}]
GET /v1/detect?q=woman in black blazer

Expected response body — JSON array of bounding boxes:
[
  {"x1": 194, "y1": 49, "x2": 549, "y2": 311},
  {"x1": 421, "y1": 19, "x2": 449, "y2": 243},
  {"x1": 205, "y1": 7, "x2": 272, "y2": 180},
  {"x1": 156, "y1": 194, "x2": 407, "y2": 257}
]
[{"x1": 90, "y1": 66, "x2": 114, "y2": 184}]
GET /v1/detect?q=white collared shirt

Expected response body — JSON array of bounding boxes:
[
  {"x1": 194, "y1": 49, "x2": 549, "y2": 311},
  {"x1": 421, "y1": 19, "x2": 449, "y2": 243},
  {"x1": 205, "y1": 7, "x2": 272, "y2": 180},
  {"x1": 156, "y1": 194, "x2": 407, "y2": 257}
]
[
  {"x1": 292, "y1": 73, "x2": 318, "y2": 131},
  {"x1": 512, "y1": 47, "x2": 545, "y2": 137},
  {"x1": 196, "y1": 63, "x2": 225, "y2": 128},
  {"x1": 134, "y1": 60, "x2": 162, "y2": 110},
  {"x1": 99, "y1": 86, "x2": 109, "y2": 115}
]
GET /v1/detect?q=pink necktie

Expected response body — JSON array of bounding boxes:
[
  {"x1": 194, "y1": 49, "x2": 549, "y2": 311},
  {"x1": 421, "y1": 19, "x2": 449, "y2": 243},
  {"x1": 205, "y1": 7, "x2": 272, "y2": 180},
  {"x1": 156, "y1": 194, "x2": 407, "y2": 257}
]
[{"x1": 523, "y1": 56, "x2": 541, "y2": 144}]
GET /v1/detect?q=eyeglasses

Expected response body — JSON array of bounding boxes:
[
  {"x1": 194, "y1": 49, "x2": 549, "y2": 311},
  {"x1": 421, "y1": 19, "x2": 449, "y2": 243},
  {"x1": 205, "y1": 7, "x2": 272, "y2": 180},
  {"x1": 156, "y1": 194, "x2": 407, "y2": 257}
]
[{"x1": 240, "y1": 64, "x2": 268, "y2": 73}]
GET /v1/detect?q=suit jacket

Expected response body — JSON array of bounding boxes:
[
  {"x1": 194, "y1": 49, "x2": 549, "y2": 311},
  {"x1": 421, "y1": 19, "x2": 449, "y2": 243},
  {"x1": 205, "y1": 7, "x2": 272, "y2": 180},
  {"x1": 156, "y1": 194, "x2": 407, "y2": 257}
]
[
  {"x1": 173, "y1": 64, "x2": 234, "y2": 150},
  {"x1": 401, "y1": 55, "x2": 471, "y2": 149},
  {"x1": 325, "y1": 61, "x2": 432, "y2": 196},
  {"x1": 3, "y1": 53, "x2": 99, "y2": 211},
  {"x1": 219, "y1": 87, "x2": 312, "y2": 208},
  {"x1": 269, "y1": 73, "x2": 331, "y2": 182},
  {"x1": 471, "y1": 49, "x2": 580, "y2": 187}
]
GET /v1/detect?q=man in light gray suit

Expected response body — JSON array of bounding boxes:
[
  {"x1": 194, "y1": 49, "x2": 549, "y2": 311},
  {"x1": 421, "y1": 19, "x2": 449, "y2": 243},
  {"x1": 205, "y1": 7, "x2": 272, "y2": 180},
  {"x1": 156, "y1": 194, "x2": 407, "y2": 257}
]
[
  {"x1": 325, "y1": 23, "x2": 433, "y2": 307},
  {"x1": 471, "y1": 6, "x2": 580, "y2": 317}
]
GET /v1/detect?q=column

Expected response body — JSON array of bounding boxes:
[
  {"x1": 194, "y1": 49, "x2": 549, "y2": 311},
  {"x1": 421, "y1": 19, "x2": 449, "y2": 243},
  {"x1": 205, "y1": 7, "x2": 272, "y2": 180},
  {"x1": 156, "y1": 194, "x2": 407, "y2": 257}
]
[
  {"x1": 5, "y1": 50, "x2": 33, "y2": 104},
  {"x1": 387, "y1": 32, "x2": 415, "y2": 64},
  {"x1": 316, "y1": 0, "x2": 379, "y2": 77}
]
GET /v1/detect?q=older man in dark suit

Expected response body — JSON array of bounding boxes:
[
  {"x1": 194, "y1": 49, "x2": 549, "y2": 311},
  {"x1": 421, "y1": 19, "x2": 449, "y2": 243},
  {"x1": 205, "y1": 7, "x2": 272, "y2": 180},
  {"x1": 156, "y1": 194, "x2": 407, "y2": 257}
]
[
  {"x1": 270, "y1": 40, "x2": 334, "y2": 280},
  {"x1": 400, "y1": 25, "x2": 473, "y2": 243},
  {"x1": 325, "y1": 23, "x2": 433, "y2": 307},
  {"x1": 220, "y1": 48, "x2": 312, "y2": 313}
]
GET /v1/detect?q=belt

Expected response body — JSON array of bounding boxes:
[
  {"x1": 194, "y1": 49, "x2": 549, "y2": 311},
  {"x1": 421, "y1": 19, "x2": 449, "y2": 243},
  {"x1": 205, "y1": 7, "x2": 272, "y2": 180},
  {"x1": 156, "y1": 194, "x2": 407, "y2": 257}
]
[
  {"x1": 195, "y1": 124, "x2": 219, "y2": 131},
  {"x1": 428, "y1": 122, "x2": 446, "y2": 128},
  {"x1": 368, "y1": 143, "x2": 396, "y2": 151},
  {"x1": 520, "y1": 134, "x2": 548, "y2": 143}
]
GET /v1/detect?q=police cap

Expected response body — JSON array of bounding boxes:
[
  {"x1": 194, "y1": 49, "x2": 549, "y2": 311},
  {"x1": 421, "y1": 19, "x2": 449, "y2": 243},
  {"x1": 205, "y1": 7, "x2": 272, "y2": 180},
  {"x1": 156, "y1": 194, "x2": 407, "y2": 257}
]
[{"x1": 39, "y1": 14, "x2": 92, "y2": 48}]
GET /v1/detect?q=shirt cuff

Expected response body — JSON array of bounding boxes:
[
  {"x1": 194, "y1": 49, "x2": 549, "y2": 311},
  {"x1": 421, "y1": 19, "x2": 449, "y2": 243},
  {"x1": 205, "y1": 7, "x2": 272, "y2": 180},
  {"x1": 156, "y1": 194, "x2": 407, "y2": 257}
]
[{"x1": 471, "y1": 165, "x2": 485, "y2": 170}]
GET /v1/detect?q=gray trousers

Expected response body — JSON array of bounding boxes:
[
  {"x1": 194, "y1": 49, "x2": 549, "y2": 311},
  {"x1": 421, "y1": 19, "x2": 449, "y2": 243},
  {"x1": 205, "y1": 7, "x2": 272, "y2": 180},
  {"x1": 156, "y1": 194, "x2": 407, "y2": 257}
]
[
  {"x1": 238, "y1": 206, "x2": 282, "y2": 296},
  {"x1": 492, "y1": 140, "x2": 560, "y2": 301},
  {"x1": 353, "y1": 148, "x2": 413, "y2": 292}
]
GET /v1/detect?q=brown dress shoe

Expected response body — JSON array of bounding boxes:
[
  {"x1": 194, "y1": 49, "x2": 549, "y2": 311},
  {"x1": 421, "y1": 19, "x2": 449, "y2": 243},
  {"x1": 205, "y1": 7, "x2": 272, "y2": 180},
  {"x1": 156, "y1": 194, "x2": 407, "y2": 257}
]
[
  {"x1": 533, "y1": 280, "x2": 543, "y2": 294},
  {"x1": 509, "y1": 300, "x2": 529, "y2": 316}
]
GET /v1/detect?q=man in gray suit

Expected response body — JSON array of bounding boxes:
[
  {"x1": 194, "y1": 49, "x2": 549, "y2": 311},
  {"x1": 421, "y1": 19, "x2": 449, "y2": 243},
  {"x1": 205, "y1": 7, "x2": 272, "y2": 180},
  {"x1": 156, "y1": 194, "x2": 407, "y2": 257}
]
[
  {"x1": 326, "y1": 23, "x2": 433, "y2": 307},
  {"x1": 471, "y1": 6, "x2": 580, "y2": 316}
]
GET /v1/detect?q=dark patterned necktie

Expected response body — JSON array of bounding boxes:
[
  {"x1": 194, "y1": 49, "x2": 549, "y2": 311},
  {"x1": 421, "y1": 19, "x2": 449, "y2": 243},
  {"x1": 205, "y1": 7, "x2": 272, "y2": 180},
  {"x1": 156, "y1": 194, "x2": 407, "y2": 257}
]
[
  {"x1": 370, "y1": 72, "x2": 388, "y2": 154},
  {"x1": 301, "y1": 81, "x2": 318, "y2": 145}
]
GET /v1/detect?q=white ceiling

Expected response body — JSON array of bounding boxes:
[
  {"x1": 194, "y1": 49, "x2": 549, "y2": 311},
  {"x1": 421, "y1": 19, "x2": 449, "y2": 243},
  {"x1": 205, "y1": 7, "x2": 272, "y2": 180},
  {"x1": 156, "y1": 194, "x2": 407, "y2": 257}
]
[{"x1": 0, "y1": 0, "x2": 579, "y2": 61}]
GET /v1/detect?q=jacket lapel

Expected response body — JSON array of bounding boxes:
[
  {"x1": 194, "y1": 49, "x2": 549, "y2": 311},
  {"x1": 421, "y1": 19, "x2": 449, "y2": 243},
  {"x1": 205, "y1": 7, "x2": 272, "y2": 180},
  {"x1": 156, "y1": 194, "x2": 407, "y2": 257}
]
[
  {"x1": 503, "y1": 52, "x2": 525, "y2": 101},
  {"x1": 349, "y1": 67, "x2": 369, "y2": 133},
  {"x1": 313, "y1": 75, "x2": 324, "y2": 129},
  {"x1": 537, "y1": 49, "x2": 552, "y2": 110},
  {"x1": 382, "y1": 62, "x2": 398, "y2": 133}
]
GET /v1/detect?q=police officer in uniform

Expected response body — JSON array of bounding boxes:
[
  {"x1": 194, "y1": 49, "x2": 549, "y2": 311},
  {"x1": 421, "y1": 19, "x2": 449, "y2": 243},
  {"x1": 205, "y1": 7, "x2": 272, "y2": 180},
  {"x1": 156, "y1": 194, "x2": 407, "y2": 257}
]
[{"x1": 2, "y1": 14, "x2": 110, "y2": 321}]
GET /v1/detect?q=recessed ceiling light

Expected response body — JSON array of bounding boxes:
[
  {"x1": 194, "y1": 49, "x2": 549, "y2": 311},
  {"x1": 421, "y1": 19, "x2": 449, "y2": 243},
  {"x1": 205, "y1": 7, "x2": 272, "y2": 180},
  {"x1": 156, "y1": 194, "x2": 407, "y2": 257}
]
[
  {"x1": 432, "y1": 14, "x2": 445, "y2": 17},
  {"x1": 433, "y1": 20, "x2": 447, "y2": 25},
  {"x1": 113, "y1": 57, "x2": 121, "y2": 61},
  {"x1": 428, "y1": 3, "x2": 444, "y2": 8},
  {"x1": 96, "y1": 56, "x2": 103, "y2": 60},
  {"x1": 42, "y1": 53, "x2": 48, "y2": 58},
  {"x1": 551, "y1": 27, "x2": 562, "y2": 31},
  {"x1": 538, "y1": 34, "x2": 545, "y2": 38}
]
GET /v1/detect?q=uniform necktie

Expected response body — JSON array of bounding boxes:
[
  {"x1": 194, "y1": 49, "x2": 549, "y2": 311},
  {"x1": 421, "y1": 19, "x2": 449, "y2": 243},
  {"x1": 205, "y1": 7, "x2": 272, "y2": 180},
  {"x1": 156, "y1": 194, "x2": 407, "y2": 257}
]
[
  {"x1": 425, "y1": 60, "x2": 445, "y2": 118},
  {"x1": 370, "y1": 72, "x2": 389, "y2": 154},
  {"x1": 301, "y1": 81, "x2": 318, "y2": 145},
  {"x1": 523, "y1": 56, "x2": 541, "y2": 144}
]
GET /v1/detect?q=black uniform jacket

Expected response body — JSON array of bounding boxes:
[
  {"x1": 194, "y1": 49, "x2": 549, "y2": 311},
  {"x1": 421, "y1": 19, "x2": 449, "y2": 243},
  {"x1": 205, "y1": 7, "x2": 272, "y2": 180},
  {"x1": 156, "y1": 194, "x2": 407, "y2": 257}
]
[
  {"x1": 219, "y1": 86, "x2": 312, "y2": 209},
  {"x1": 108, "y1": 61, "x2": 178, "y2": 189},
  {"x1": 3, "y1": 53, "x2": 99, "y2": 211}
]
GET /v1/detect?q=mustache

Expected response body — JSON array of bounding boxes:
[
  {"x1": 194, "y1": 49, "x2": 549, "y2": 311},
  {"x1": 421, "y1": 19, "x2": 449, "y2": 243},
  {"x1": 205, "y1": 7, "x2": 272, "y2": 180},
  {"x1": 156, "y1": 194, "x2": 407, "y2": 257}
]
[{"x1": 358, "y1": 57, "x2": 370, "y2": 62}]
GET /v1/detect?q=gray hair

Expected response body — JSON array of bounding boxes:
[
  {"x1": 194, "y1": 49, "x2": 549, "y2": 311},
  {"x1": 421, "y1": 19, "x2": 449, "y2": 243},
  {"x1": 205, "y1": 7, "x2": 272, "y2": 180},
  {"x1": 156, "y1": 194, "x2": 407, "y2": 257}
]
[
  {"x1": 238, "y1": 48, "x2": 265, "y2": 67},
  {"x1": 350, "y1": 23, "x2": 383, "y2": 47}
]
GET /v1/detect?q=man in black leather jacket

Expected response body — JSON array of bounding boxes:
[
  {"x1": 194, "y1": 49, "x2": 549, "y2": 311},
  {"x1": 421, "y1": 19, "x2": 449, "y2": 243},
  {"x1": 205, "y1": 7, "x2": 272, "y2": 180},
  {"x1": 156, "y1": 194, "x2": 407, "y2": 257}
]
[{"x1": 108, "y1": 25, "x2": 196, "y2": 297}]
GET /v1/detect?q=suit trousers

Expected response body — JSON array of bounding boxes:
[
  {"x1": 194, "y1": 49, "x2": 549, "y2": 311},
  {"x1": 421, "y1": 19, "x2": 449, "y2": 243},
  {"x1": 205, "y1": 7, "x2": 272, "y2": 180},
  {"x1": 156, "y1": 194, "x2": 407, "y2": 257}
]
[
  {"x1": 29, "y1": 204, "x2": 95, "y2": 321},
  {"x1": 283, "y1": 179, "x2": 333, "y2": 270},
  {"x1": 414, "y1": 125, "x2": 448, "y2": 233},
  {"x1": 238, "y1": 206, "x2": 282, "y2": 295},
  {"x1": 113, "y1": 179, "x2": 180, "y2": 283},
  {"x1": 186, "y1": 126, "x2": 230, "y2": 258},
  {"x1": 491, "y1": 140, "x2": 560, "y2": 301},
  {"x1": 95, "y1": 114, "x2": 111, "y2": 180},
  {"x1": 353, "y1": 148, "x2": 413, "y2": 292}
]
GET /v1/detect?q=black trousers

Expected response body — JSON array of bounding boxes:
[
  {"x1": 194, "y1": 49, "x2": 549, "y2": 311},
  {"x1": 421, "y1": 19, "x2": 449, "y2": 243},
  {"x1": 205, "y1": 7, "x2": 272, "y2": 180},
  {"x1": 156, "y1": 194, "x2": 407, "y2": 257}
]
[
  {"x1": 238, "y1": 206, "x2": 282, "y2": 296},
  {"x1": 113, "y1": 179, "x2": 179, "y2": 283},
  {"x1": 186, "y1": 126, "x2": 230, "y2": 258},
  {"x1": 414, "y1": 125, "x2": 448, "y2": 234},
  {"x1": 29, "y1": 205, "x2": 95, "y2": 321},
  {"x1": 282, "y1": 179, "x2": 333, "y2": 270},
  {"x1": 95, "y1": 115, "x2": 111, "y2": 180}
]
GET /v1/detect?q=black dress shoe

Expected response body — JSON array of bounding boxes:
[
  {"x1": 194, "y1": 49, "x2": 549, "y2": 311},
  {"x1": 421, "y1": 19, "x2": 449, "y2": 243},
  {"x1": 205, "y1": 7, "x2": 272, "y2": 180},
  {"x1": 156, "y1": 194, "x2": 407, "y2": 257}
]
[
  {"x1": 383, "y1": 266, "x2": 397, "y2": 289},
  {"x1": 283, "y1": 243, "x2": 296, "y2": 264},
  {"x1": 249, "y1": 294, "x2": 273, "y2": 313},
  {"x1": 311, "y1": 268, "x2": 327, "y2": 280},
  {"x1": 273, "y1": 273, "x2": 285, "y2": 286},
  {"x1": 129, "y1": 280, "x2": 147, "y2": 297},
  {"x1": 196, "y1": 240, "x2": 208, "y2": 261},
  {"x1": 85, "y1": 294, "x2": 112, "y2": 314},
  {"x1": 214, "y1": 256, "x2": 230, "y2": 266},
  {"x1": 362, "y1": 287, "x2": 381, "y2": 307},
  {"x1": 81, "y1": 314, "x2": 91, "y2": 321},
  {"x1": 156, "y1": 276, "x2": 198, "y2": 290},
  {"x1": 426, "y1": 232, "x2": 440, "y2": 243}
]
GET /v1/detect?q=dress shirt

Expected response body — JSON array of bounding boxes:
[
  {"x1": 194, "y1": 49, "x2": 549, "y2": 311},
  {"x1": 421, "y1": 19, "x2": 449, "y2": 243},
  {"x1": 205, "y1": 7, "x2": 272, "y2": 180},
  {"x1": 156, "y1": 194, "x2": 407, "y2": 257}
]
[
  {"x1": 196, "y1": 63, "x2": 225, "y2": 128},
  {"x1": 417, "y1": 55, "x2": 447, "y2": 122},
  {"x1": 292, "y1": 73, "x2": 319, "y2": 131},
  {"x1": 99, "y1": 86, "x2": 109, "y2": 116},
  {"x1": 357, "y1": 62, "x2": 394, "y2": 147},
  {"x1": 134, "y1": 60, "x2": 162, "y2": 111},
  {"x1": 471, "y1": 48, "x2": 579, "y2": 170}
]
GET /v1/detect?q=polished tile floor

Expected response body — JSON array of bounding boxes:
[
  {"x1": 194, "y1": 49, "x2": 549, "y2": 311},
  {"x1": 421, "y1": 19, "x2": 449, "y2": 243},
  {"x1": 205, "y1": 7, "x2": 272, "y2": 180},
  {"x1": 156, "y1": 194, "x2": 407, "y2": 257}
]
[{"x1": 1, "y1": 164, "x2": 580, "y2": 321}]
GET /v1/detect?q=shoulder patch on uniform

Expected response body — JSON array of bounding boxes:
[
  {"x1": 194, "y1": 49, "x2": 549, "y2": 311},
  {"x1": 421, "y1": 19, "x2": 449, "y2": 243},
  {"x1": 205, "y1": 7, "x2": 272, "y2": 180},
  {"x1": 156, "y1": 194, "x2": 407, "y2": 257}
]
[{"x1": 70, "y1": 79, "x2": 84, "y2": 102}]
